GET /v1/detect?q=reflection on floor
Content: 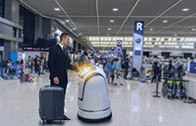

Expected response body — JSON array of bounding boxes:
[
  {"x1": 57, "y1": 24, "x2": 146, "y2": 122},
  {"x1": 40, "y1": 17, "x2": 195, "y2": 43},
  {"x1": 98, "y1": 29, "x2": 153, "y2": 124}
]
[{"x1": 0, "y1": 71, "x2": 196, "y2": 126}]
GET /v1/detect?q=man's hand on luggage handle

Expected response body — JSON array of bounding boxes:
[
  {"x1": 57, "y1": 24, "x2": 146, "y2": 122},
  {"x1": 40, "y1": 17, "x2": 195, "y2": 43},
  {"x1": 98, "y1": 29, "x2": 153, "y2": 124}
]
[{"x1": 53, "y1": 77, "x2": 59, "y2": 85}]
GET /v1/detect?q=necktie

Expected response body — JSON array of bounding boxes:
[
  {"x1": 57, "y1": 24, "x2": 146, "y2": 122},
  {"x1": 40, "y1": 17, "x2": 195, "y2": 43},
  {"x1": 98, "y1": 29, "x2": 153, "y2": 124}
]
[{"x1": 63, "y1": 47, "x2": 67, "y2": 56}]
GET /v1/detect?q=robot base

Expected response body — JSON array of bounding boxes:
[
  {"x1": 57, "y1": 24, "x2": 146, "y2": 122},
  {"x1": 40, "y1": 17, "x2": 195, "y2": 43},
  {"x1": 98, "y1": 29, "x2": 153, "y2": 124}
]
[{"x1": 77, "y1": 113, "x2": 112, "y2": 123}]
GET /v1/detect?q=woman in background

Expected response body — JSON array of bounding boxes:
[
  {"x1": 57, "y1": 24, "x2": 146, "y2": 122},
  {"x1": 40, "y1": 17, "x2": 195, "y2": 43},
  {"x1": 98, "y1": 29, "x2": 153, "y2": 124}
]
[
  {"x1": 104, "y1": 60, "x2": 112, "y2": 84},
  {"x1": 112, "y1": 58, "x2": 123, "y2": 86}
]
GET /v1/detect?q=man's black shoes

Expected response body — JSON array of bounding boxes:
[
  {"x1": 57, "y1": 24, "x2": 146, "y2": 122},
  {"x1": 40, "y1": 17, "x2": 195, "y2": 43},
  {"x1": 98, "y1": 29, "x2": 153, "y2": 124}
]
[{"x1": 63, "y1": 115, "x2": 71, "y2": 120}]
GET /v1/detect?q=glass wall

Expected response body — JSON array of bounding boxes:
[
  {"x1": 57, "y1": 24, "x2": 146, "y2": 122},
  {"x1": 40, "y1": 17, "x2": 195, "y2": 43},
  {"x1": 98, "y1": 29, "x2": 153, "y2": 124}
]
[
  {"x1": 19, "y1": 5, "x2": 35, "y2": 47},
  {"x1": 0, "y1": 0, "x2": 4, "y2": 18}
]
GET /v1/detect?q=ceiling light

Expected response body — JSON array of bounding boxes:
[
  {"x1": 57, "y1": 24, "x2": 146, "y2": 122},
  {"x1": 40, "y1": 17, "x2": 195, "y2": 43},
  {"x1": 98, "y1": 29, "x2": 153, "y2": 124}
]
[
  {"x1": 113, "y1": 8, "x2": 119, "y2": 11},
  {"x1": 65, "y1": 20, "x2": 70, "y2": 22},
  {"x1": 108, "y1": 28, "x2": 112, "y2": 31},
  {"x1": 150, "y1": 28, "x2": 153, "y2": 31},
  {"x1": 182, "y1": 8, "x2": 189, "y2": 12},
  {"x1": 54, "y1": 8, "x2": 60, "y2": 11},
  {"x1": 192, "y1": 28, "x2": 196, "y2": 31},
  {"x1": 110, "y1": 20, "x2": 114, "y2": 23},
  {"x1": 73, "y1": 28, "x2": 77, "y2": 30},
  {"x1": 162, "y1": 20, "x2": 168, "y2": 23},
  {"x1": 174, "y1": 34, "x2": 178, "y2": 37}
]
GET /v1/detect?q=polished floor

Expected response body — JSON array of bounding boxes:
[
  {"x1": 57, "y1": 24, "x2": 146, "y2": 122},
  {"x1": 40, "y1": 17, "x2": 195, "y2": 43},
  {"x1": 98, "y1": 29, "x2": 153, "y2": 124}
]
[{"x1": 0, "y1": 71, "x2": 196, "y2": 126}]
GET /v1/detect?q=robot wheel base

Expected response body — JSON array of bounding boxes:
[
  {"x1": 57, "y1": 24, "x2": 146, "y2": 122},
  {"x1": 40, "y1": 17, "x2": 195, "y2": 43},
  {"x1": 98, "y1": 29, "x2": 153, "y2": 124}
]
[{"x1": 77, "y1": 112, "x2": 112, "y2": 123}]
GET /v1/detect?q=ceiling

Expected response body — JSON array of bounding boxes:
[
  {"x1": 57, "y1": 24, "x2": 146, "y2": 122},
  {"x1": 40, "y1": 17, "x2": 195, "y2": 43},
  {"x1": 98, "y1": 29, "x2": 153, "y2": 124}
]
[
  {"x1": 20, "y1": 0, "x2": 196, "y2": 37},
  {"x1": 20, "y1": 0, "x2": 196, "y2": 51}
]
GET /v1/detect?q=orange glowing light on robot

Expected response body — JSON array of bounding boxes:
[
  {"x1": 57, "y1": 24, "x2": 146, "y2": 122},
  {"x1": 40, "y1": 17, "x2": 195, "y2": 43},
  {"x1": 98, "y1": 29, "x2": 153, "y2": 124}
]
[{"x1": 77, "y1": 62, "x2": 94, "y2": 77}]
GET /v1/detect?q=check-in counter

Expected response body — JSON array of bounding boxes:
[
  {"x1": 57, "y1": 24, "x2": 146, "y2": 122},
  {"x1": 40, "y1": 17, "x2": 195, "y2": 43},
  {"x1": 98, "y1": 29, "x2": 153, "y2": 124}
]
[{"x1": 184, "y1": 73, "x2": 196, "y2": 100}]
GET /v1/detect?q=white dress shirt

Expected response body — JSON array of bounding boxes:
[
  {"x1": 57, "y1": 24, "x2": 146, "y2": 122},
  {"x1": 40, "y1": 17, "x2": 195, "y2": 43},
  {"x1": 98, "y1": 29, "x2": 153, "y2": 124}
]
[{"x1": 58, "y1": 43, "x2": 64, "y2": 51}]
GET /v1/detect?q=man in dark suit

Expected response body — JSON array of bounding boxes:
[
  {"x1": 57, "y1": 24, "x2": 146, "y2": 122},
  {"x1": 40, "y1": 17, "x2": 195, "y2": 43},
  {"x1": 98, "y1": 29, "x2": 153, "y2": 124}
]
[{"x1": 48, "y1": 32, "x2": 73, "y2": 120}]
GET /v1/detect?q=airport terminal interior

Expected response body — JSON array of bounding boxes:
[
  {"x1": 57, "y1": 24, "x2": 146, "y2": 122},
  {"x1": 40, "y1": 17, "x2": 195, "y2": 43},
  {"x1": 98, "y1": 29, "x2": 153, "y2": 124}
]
[{"x1": 1, "y1": 0, "x2": 196, "y2": 126}]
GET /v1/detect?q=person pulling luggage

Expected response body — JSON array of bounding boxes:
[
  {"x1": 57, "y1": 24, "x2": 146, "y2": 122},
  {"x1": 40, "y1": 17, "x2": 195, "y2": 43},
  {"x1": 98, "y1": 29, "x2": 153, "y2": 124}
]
[{"x1": 48, "y1": 33, "x2": 75, "y2": 122}]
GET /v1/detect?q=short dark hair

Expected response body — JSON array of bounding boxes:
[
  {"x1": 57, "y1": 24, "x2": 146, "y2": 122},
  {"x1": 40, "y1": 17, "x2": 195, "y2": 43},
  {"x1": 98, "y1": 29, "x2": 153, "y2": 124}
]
[{"x1": 60, "y1": 32, "x2": 70, "y2": 42}]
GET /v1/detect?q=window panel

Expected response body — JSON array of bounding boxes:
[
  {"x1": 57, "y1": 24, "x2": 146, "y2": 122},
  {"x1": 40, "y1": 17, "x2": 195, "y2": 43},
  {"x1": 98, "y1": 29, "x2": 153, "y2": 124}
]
[{"x1": 0, "y1": 0, "x2": 4, "y2": 18}]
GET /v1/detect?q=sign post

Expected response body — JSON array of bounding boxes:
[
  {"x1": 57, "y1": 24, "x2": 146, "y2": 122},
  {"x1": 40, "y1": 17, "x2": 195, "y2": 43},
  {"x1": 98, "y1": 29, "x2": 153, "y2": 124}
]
[
  {"x1": 116, "y1": 40, "x2": 122, "y2": 58},
  {"x1": 133, "y1": 21, "x2": 144, "y2": 73}
]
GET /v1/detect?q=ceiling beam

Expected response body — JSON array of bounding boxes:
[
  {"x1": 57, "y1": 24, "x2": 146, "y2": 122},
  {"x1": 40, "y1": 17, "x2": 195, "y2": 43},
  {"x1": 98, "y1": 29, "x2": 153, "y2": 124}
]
[
  {"x1": 150, "y1": 8, "x2": 196, "y2": 36},
  {"x1": 145, "y1": 0, "x2": 182, "y2": 27},
  {"x1": 96, "y1": 0, "x2": 100, "y2": 36},
  {"x1": 115, "y1": 0, "x2": 141, "y2": 36}
]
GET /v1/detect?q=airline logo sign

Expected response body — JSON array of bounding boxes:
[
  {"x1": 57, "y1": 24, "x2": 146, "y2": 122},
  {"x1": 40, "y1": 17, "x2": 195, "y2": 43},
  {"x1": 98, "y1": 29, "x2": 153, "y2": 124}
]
[{"x1": 117, "y1": 40, "x2": 122, "y2": 47}]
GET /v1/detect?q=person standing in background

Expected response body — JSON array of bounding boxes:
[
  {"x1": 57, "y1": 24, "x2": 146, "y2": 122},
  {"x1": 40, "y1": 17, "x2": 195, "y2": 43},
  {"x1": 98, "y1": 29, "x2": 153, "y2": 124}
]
[
  {"x1": 110, "y1": 59, "x2": 115, "y2": 84},
  {"x1": 34, "y1": 56, "x2": 38, "y2": 74},
  {"x1": 27, "y1": 56, "x2": 31, "y2": 69},
  {"x1": 31, "y1": 57, "x2": 34, "y2": 73},
  {"x1": 104, "y1": 60, "x2": 112, "y2": 84},
  {"x1": 158, "y1": 64, "x2": 162, "y2": 82},
  {"x1": 0, "y1": 60, "x2": 5, "y2": 79},
  {"x1": 6, "y1": 59, "x2": 12, "y2": 75},
  {"x1": 37, "y1": 60, "x2": 41, "y2": 76},
  {"x1": 151, "y1": 62, "x2": 159, "y2": 83},
  {"x1": 112, "y1": 58, "x2": 123, "y2": 86},
  {"x1": 19, "y1": 60, "x2": 24, "y2": 73},
  {"x1": 124, "y1": 59, "x2": 129, "y2": 79}
]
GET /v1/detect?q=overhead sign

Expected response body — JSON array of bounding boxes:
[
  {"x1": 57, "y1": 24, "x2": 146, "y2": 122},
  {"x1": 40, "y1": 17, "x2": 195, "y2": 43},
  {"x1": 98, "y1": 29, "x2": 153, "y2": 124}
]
[
  {"x1": 178, "y1": 43, "x2": 194, "y2": 49},
  {"x1": 117, "y1": 40, "x2": 122, "y2": 47},
  {"x1": 164, "y1": 45, "x2": 179, "y2": 48},
  {"x1": 133, "y1": 21, "x2": 144, "y2": 72}
]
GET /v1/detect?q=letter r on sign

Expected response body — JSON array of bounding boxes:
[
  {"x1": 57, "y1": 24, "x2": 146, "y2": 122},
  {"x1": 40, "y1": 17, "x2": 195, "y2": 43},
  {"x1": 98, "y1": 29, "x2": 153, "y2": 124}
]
[{"x1": 137, "y1": 23, "x2": 142, "y2": 31}]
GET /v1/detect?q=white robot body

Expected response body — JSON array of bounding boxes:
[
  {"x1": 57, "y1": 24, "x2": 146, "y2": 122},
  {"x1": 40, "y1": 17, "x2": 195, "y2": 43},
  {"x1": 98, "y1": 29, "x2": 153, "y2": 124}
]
[{"x1": 78, "y1": 67, "x2": 112, "y2": 122}]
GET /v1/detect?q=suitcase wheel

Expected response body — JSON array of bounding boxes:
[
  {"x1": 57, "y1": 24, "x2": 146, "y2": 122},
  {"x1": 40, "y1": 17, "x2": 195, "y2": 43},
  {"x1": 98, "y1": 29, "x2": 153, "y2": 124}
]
[
  {"x1": 61, "y1": 120, "x2": 64, "y2": 124},
  {"x1": 40, "y1": 120, "x2": 49, "y2": 125},
  {"x1": 40, "y1": 120, "x2": 45, "y2": 125}
]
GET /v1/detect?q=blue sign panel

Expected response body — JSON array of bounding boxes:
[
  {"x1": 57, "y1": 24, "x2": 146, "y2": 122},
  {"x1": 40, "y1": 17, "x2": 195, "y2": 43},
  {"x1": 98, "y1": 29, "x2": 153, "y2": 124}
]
[
  {"x1": 135, "y1": 50, "x2": 141, "y2": 56},
  {"x1": 133, "y1": 21, "x2": 144, "y2": 72},
  {"x1": 190, "y1": 62, "x2": 196, "y2": 74},
  {"x1": 134, "y1": 21, "x2": 144, "y2": 35},
  {"x1": 10, "y1": 52, "x2": 18, "y2": 62}
]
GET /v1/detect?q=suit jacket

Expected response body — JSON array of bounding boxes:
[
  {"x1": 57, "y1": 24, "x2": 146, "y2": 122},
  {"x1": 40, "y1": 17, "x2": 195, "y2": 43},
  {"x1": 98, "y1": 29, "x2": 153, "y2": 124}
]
[{"x1": 48, "y1": 45, "x2": 72, "y2": 88}]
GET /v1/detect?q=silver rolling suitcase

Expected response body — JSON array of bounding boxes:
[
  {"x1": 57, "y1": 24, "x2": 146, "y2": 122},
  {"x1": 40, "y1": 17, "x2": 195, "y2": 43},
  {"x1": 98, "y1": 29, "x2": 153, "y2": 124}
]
[{"x1": 39, "y1": 86, "x2": 64, "y2": 124}]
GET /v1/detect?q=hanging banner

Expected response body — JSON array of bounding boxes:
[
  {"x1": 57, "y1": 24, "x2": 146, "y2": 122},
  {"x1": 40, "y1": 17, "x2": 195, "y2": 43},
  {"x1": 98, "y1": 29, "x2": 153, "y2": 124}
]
[
  {"x1": 116, "y1": 40, "x2": 122, "y2": 58},
  {"x1": 133, "y1": 21, "x2": 144, "y2": 72}
]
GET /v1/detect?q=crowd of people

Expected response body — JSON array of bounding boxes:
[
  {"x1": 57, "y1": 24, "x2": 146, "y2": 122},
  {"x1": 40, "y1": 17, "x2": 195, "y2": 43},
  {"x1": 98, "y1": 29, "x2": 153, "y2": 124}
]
[
  {"x1": 151, "y1": 60, "x2": 185, "y2": 83},
  {"x1": 0, "y1": 59, "x2": 24, "y2": 80},
  {"x1": 0, "y1": 55, "x2": 48, "y2": 80},
  {"x1": 1, "y1": 51, "x2": 186, "y2": 85},
  {"x1": 26, "y1": 55, "x2": 48, "y2": 76},
  {"x1": 73, "y1": 54, "x2": 132, "y2": 86},
  {"x1": 72, "y1": 53, "x2": 188, "y2": 86}
]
